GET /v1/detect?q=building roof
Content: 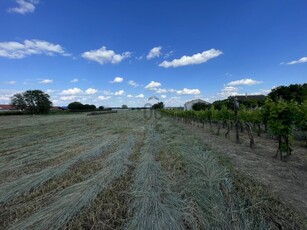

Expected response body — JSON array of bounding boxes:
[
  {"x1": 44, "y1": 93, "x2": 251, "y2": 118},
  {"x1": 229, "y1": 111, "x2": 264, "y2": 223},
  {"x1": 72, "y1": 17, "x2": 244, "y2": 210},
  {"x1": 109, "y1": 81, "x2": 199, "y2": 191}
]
[
  {"x1": 0, "y1": 104, "x2": 16, "y2": 110},
  {"x1": 184, "y1": 99, "x2": 209, "y2": 105},
  {"x1": 235, "y1": 95, "x2": 266, "y2": 101}
]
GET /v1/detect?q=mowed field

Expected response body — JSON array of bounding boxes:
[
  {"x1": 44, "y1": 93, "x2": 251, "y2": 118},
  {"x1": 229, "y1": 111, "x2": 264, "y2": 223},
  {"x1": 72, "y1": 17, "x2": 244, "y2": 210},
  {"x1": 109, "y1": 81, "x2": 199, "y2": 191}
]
[{"x1": 0, "y1": 111, "x2": 303, "y2": 229}]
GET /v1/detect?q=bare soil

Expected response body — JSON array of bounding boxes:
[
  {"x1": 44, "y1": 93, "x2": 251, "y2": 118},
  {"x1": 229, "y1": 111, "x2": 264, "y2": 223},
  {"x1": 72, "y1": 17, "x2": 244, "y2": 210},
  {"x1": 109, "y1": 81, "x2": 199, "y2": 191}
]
[{"x1": 178, "y1": 121, "x2": 307, "y2": 219}]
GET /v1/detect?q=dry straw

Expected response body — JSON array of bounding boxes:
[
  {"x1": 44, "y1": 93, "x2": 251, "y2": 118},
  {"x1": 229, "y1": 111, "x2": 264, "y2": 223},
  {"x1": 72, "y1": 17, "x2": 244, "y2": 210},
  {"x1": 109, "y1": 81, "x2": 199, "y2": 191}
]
[
  {"x1": 126, "y1": 128, "x2": 186, "y2": 230},
  {"x1": 9, "y1": 135, "x2": 136, "y2": 230}
]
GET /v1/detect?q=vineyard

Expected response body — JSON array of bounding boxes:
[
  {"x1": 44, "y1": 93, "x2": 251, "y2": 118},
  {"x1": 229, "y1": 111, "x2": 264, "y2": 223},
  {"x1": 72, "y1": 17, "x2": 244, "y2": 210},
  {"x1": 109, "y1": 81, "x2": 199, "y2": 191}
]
[
  {"x1": 0, "y1": 111, "x2": 306, "y2": 229},
  {"x1": 163, "y1": 99, "x2": 307, "y2": 161}
]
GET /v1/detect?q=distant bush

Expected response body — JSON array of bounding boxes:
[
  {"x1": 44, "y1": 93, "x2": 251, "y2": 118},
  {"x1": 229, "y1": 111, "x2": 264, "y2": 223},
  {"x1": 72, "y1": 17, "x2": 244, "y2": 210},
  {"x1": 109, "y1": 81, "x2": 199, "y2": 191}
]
[{"x1": 0, "y1": 111, "x2": 24, "y2": 116}]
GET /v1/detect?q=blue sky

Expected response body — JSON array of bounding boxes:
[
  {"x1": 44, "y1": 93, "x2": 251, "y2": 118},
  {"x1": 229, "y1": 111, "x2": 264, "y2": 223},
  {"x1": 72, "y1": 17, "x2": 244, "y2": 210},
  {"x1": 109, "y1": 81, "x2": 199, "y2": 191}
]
[{"x1": 0, "y1": 0, "x2": 306, "y2": 107}]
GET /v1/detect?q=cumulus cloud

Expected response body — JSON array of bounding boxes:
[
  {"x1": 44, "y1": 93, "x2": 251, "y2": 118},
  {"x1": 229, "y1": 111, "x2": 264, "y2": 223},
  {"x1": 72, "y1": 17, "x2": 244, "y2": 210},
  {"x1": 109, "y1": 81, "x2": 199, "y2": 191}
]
[
  {"x1": 39, "y1": 79, "x2": 53, "y2": 84},
  {"x1": 285, "y1": 57, "x2": 307, "y2": 65},
  {"x1": 70, "y1": 78, "x2": 79, "y2": 83},
  {"x1": 114, "y1": 90, "x2": 125, "y2": 96},
  {"x1": 60, "y1": 88, "x2": 83, "y2": 95},
  {"x1": 176, "y1": 88, "x2": 201, "y2": 95},
  {"x1": 135, "y1": 94, "x2": 144, "y2": 98},
  {"x1": 7, "y1": 0, "x2": 39, "y2": 14},
  {"x1": 110, "y1": 77, "x2": 123, "y2": 83},
  {"x1": 82, "y1": 46, "x2": 131, "y2": 64},
  {"x1": 159, "y1": 48, "x2": 222, "y2": 68},
  {"x1": 128, "y1": 80, "x2": 139, "y2": 87},
  {"x1": 147, "y1": 46, "x2": 162, "y2": 60},
  {"x1": 85, "y1": 88, "x2": 97, "y2": 95},
  {"x1": 127, "y1": 94, "x2": 133, "y2": 98},
  {"x1": 98, "y1": 95, "x2": 111, "y2": 100},
  {"x1": 155, "y1": 88, "x2": 168, "y2": 94},
  {"x1": 0, "y1": 89, "x2": 21, "y2": 103},
  {"x1": 227, "y1": 78, "x2": 262, "y2": 86},
  {"x1": 59, "y1": 95, "x2": 76, "y2": 101},
  {"x1": 161, "y1": 95, "x2": 166, "y2": 98},
  {"x1": 145, "y1": 81, "x2": 161, "y2": 89},
  {"x1": 0, "y1": 39, "x2": 69, "y2": 59},
  {"x1": 219, "y1": 86, "x2": 239, "y2": 98}
]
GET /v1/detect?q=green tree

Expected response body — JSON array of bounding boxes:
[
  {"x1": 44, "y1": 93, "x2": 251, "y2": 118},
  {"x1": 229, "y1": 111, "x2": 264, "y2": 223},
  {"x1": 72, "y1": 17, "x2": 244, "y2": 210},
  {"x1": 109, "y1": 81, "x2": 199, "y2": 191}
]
[
  {"x1": 122, "y1": 104, "x2": 128, "y2": 109},
  {"x1": 11, "y1": 90, "x2": 52, "y2": 114},
  {"x1": 152, "y1": 102, "x2": 164, "y2": 109},
  {"x1": 68, "y1": 102, "x2": 83, "y2": 111},
  {"x1": 267, "y1": 83, "x2": 307, "y2": 103},
  {"x1": 192, "y1": 102, "x2": 210, "y2": 111}
]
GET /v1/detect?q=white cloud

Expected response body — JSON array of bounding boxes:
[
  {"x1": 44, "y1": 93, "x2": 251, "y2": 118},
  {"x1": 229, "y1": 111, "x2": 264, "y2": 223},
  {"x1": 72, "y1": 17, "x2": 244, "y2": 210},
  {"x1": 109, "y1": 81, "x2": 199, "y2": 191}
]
[
  {"x1": 127, "y1": 94, "x2": 133, "y2": 98},
  {"x1": 81, "y1": 46, "x2": 131, "y2": 64},
  {"x1": 0, "y1": 89, "x2": 21, "y2": 103},
  {"x1": 39, "y1": 79, "x2": 53, "y2": 84},
  {"x1": 4, "y1": 81, "x2": 17, "y2": 85},
  {"x1": 0, "y1": 39, "x2": 69, "y2": 59},
  {"x1": 176, "y1": 88, "x2": 201, "y2": 95},
  {"x1": 114, "y1": 90, "x2": 125, "y2": 96},
  {"x1": 161, "y1": 95, "x2": 166, "y2": 98},
  {"x1": 145, "y1": 81, "x2": 161, "y2": 89},
  {"x1": 286, "y1": 57, "x2": 307, "y2": 65},
  {"x1": 7, "y1": 0, "x2": 39, "y2": 15},
  {"x1": 159, "y1": 48, "x2": 222, "y2": 68},
  {"x1": 219, "y1": 86, "x2": 239, "y2": 98},
  {"x1": 70, "y1": 78, "x2": 79, "y2": 83},
  {"x1": 135, "y1": 94, "x2": 144, "y2": 98},
  {"x1": 227, "y1": 78, "x2": 262, "y2": 86},
  {"x1": 147, "y1": 46, "x2": 162, "y2": 60},
  {"x1": 110, "y1": 77, "x2": 123, "y2": 83},
  {"x1": 98, "y1": 95, "x2": 111, "y2": 100},
  {"x1": 85, "y1": 88, "x2": 97, "y2": 95},
  {"x1": 155, "y1": 88, "x2": 168, "y2": 94},
  {"x1": 59, "y1": 95, "x2": 76, "y2": 101},
  {"x1": 60, "y1": 88, "x2": 83, "y2": 95},
  {"x1": 128, "y1": 80, "x2": 139, "y2": 87}
]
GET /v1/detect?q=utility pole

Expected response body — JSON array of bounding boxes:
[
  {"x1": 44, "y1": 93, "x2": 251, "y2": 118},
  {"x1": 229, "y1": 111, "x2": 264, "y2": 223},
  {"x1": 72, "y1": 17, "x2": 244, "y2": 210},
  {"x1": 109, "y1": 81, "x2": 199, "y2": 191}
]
[{"x1": 234, "y1": 97, "x2": 240, "y2": 143}]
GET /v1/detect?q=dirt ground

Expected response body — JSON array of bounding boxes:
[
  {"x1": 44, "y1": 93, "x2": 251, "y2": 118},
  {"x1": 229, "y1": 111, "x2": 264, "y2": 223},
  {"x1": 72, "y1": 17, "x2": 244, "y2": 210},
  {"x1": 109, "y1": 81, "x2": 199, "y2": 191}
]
[{"x1": 178, "y1": 121, "x2": 307, "y2": 219}]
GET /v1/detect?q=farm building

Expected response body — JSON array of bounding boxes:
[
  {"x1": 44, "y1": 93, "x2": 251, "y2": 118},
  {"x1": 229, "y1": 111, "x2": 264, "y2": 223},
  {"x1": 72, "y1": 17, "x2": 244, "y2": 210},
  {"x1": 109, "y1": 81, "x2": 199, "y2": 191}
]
[
  {"x1": 50, "y1": 106, "x2": 66, "y2": 111},
  {"x1": 184, "y1": 99, "x2": 210, "y2": 110},
  {"x1": 0, "y1": 104, "x2": 17, "y2": 111}
]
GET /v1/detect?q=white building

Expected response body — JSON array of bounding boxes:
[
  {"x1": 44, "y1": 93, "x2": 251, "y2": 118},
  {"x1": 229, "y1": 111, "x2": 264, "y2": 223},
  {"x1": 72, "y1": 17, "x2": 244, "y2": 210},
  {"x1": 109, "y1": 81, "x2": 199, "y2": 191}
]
[{"x1": 184, "y1": 99, "x2": 209, "y2": 110}]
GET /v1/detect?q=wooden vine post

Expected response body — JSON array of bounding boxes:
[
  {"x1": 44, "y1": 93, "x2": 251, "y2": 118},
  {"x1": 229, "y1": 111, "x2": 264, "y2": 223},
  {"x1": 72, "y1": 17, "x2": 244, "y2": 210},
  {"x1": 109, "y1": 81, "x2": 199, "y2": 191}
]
[{"x1": 234, "y1": 97, "x2": 240, "y2": 143}]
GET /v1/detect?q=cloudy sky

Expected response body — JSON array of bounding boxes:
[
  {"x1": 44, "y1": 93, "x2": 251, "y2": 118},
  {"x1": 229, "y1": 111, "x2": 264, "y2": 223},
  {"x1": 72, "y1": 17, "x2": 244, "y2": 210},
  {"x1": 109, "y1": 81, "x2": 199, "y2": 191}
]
[{"x1": 0, "y1": 0, "x2": 306, "y2": 107}]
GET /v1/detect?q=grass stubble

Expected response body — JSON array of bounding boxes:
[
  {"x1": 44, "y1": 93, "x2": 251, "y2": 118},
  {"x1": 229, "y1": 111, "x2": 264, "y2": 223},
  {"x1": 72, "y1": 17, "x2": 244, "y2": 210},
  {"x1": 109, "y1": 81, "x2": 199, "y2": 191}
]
[{"x1": 1, "y1": 111, "x2": 306, "y2": 229}]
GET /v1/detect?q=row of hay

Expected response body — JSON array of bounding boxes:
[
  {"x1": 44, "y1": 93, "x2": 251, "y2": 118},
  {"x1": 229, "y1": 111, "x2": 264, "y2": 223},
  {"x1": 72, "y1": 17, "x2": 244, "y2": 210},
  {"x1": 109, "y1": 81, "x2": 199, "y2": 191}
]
[
  {"x1": 8, "y1": 135, "x2": 136, "y2": 230},
  {"x1": 125, "y1": 127, "x2": 186, "y2": 230},
  {"x1": 159, "y1": 118, "x2": 273, "y2": 229},
  {"x1": 0, "y1": 135, "x2": 119, "y2": 203},
  {"x1": 0, "y1": 121, "x2": 113, "y2": 172}
]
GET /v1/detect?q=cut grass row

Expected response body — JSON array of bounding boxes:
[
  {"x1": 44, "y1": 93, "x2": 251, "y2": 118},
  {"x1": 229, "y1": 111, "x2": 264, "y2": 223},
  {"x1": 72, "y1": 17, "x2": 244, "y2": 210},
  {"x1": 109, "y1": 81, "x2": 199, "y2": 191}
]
[
  {"x1": 7, "y1": 135, "x2": 136, "y2": 229},
  {"x1": 0, "y1": 135, "x2": 119, "y2": 203},
  {"x1": 126, "y1": 127, "x2": 186, "y2": 230},
  {"x1": 66, "y1": 132, "x2": 146, "y2": 229},
  {"x1": 159, "y1": 115, "x2": 307, "y2": 229}
]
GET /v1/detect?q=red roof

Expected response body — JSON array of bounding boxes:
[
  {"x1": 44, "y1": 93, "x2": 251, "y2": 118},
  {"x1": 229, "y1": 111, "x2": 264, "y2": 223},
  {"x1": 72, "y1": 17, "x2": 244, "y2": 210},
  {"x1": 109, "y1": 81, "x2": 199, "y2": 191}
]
[{"x1": 0, "y1": 104, "x2": 16, "y2": 110}]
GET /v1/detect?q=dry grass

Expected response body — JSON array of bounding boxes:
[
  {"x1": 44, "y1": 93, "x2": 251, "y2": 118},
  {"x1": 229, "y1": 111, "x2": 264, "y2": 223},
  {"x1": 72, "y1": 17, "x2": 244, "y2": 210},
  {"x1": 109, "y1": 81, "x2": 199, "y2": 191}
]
[
  {"x1": 125, "y1": 127, "x2": 186, "y2": 230},
  {"x1": 8, "y1": 135, "x2": 136, "y2": 229},
  {"x1": 1, "y1": 111, "x2": 304, "y2": 229}
]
